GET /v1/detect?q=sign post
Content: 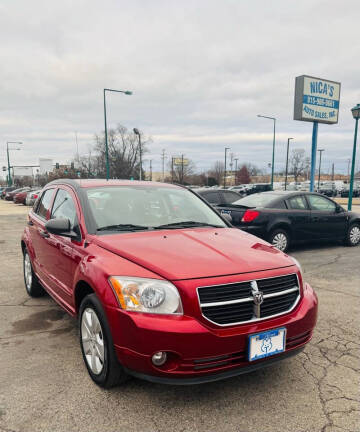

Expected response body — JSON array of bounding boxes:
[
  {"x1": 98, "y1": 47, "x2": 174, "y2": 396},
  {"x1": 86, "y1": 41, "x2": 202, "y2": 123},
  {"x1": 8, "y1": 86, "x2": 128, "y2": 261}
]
[{"x1": 294, "y1": 75, "x2": 340, "y2": 191}]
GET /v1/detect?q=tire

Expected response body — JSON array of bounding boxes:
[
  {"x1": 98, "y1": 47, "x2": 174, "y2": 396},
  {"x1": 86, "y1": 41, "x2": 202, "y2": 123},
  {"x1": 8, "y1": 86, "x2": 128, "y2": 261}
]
[
  {"x1": 23, "y1": 249, "x2": 46, "y2": 297},
  {"x1": 269, "y1": 228, "x2": 290, "y2": 252},
  {"x1": 79, "y1": 294, "x2": 128, "y2": 388},
  {"x1": 345, "y1": 223, "x2": 360, "y2": 247}
]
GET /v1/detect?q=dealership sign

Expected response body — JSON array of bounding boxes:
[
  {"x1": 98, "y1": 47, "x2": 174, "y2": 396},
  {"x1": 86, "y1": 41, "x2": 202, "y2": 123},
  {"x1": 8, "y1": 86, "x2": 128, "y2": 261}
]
[
  {"x1": 173, "y1": 157, "x2": 189, "y2": 166},
  {"x1": 294, "y1": 75, "x2": 341, "y2": 124}
]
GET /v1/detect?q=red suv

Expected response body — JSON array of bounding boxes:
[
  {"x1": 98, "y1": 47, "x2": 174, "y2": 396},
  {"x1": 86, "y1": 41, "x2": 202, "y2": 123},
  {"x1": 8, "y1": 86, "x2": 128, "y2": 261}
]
[{"x1": 21, "y1": 179, "x2": 318, "y2": 387}]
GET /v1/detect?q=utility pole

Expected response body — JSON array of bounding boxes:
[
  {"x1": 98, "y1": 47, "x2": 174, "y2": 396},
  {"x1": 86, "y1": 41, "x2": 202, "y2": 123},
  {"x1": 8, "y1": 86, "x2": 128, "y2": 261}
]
[
  {"x1": 149, "y1": 160, "x2": 152, "y2": 181},
  {"x1": 234, "y1": 158, "x2": 238, "y2": 184},
  {"x1": 224, "y1": 147, "x2": 230, "y2": 189},
  {"x1": 317, "y1": 149, "x2": 324, "y2": 191},
  {"x1": 133, "y1": 128, "x2": 142, "y2": 180},
  {"x1": 161, "y1": 149, "x2": 166, "y2": 182},
  {"x1": 331, "y1": 163, "x2": 334, "y2": 181}
]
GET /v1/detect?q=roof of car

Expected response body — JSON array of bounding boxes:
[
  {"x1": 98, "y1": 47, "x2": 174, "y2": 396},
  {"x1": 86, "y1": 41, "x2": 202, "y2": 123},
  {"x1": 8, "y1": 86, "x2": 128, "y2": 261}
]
[{"x1": 46, "y1": 178, "x2": 182, "y2": 190}]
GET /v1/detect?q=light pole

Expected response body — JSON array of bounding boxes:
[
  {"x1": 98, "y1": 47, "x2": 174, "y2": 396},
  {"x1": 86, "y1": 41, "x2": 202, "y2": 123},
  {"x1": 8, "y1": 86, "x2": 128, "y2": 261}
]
[
  {"x1": 317, "y1": 149, "x2": 325, "y2": 191},
  {"x1": 234, "y1": 158, "x2": 238, "y2": 184},
  {"x1": 284, "y1": 138, "x2": 294, "y2": 191},
  {"x1": 258, "y1": 114, "x2": 276, "y2": 189},
  {"x1": 133, "y1": 128, "x2": 142, "y2": 180},
  {"x1": 103, "y1": 88, "x2": 132, "y2": 180},
  {"x1": 6, "y1": 141, "x2": 22, "y2": 186},
  {"x1": 348, "y1": 103, "x2": 360, "y2": 210},
  {"x1": 224, "y1": 147, "x2": 230, "y2": 189}
]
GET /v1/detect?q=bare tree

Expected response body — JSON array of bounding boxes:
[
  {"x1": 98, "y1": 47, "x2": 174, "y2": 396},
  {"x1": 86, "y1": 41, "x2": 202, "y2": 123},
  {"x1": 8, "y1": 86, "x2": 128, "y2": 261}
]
[
  {"x1": 290, "y1": 149, "x2": 308, "y2": 182},
  {"x1": 208, "y1": 161, "x2": 224, "y2": 185},
  {"x1": 168, "y1": 157, "x2": 196, "y2": 184}
]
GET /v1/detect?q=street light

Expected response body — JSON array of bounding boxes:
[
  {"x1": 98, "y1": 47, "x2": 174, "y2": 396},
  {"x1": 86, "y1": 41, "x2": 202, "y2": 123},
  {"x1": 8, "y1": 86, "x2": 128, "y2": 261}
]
[
  {"x1": 258, "y1": 114, "x2": 276, "y2": 189},
  {"x1": 234, "y1": 158, "x2": 238, "y2": 184},
  {"x1": 224, "y1": 147, "x2": 230, "y2": 188},
  {"x1": 6, "y1": 141, "x2": 22, "y2": 186},
  {"x1": 317, "y1": 149, "x2": 325, "y2": 191},
  {"x1": 103, "y1": 88, "x2": 132, "y2": 180},
  {"x1": 284, "y1": 138, "x2": 294, "y2": 191},
  {"x1": 348, "y1": 103, "x2": 360, "y2": 210},
  {"x1": 133, "y1": 128, "x2": 142, "y2": 181}
]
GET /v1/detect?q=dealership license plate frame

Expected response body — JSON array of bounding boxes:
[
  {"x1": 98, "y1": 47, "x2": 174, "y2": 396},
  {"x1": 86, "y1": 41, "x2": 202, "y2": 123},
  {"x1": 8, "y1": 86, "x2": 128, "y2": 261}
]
[{"x1": 248, "y1": 327, "x2": 286, "y2": 362}]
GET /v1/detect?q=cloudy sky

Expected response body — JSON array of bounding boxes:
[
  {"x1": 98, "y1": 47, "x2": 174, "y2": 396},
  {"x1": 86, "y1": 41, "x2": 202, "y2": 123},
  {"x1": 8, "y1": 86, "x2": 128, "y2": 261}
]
[{"x1": 1, "y1": 0, "x2": 359, "y2": 179}]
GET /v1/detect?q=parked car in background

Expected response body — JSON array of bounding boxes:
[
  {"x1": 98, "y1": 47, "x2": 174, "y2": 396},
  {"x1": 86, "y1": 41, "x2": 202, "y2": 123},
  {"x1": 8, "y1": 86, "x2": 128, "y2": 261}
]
[
  {"x1": 319, "y1": 181, "x2": 336, "y2": 197},
  {"x1": 1, "y1": 186, "x2": 17, "y2": 199},
  {"x1": 14, "y1": 188, "x2": 38, "y2": 205},
  {"x1": 341, "y1": 184, "x2": 360, "y2": 198},
  {"x1": 5, "y1": 187, "x2": 31, "y2": 201},
  {"x1": 216, "y1": 191, "x2": 360, "y2": 252},
  {"x1": 196, "y1": 188, "x2": 242, "y2": 206},
  {"x1": 246, "y1": 183, "x2": 273, "y2": 195},
  {"x1": 25, "y1": 189, "x2": 42, "y2": 206},
  {"x1": 21, "y1": 179, "x2": 318, "y2": 387}
]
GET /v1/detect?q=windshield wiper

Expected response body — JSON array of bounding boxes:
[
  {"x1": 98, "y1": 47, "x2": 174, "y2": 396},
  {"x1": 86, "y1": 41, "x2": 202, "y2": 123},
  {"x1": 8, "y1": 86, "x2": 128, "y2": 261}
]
[
  {"x1": 97, "y1": 224, "x2": 149, "y2": 232},
  {"x1": 154, "y1": 221, "x2": 224, "y2": 229}
]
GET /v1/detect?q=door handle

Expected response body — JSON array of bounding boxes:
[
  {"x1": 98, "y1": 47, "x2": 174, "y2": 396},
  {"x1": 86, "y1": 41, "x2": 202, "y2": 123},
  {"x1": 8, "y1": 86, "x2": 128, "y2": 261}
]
[
  {"x1": 39, "y1": 230, "x2": 50, "y2": 238},
  {"x1": 312, "y1": 217, "x2": 319, "y2": 222}
]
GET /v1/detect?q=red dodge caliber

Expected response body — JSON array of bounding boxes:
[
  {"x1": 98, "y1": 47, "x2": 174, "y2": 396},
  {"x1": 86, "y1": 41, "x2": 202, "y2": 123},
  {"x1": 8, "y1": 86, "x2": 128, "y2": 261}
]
[{"x1": 21, "y1": 179, "x2": 318, "y2": 387}]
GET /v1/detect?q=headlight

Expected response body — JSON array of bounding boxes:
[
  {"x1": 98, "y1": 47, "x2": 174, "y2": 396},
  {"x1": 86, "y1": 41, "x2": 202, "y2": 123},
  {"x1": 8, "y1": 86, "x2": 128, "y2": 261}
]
[{"x1": 109, "y1": 277, "x2": 183, "y2": 315}]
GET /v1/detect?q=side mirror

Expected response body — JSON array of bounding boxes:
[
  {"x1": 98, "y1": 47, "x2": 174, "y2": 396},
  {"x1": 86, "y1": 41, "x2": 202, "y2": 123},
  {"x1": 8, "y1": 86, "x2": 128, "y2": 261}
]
[
  {"x1": 335, "y1": 205, "x2": 343, "y2": 213},
  {"x1": 45, "y1": 218, "x2": 78, "y2": 238}
]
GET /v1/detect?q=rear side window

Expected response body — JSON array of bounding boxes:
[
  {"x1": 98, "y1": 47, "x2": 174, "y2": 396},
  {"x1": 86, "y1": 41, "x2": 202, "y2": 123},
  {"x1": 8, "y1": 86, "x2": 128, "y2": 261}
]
[
  {"x1": 271, "y1": 200, "x2": 287, "y2": 209},
  {"x1": 287, "y1": 196, "x2": 308, "y2": 210},
  {"x1": 221, "y1": 191, "x2": 241, "y2": 204},
  {"x1": 201, "y1": 191, "x2": 220, "y2": 204},
  {"x1": 36, "y1": 189, "x2": 55, "y2": 219},
  {"x1": 51, "y1": 189, "x2": 79, "y2": 231}
]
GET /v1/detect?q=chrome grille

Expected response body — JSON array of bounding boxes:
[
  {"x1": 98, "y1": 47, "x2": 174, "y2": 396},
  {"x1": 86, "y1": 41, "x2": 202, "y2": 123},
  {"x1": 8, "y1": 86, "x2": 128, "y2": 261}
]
[{"x1": 198, "y1": 274, "x2": 300, "y2": 326}]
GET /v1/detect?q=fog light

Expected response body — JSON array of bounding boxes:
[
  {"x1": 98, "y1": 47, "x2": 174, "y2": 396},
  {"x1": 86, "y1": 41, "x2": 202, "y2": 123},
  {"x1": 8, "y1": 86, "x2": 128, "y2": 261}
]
[{"x1": 152, "y1": 351, "x2": 167, "y2": 366}]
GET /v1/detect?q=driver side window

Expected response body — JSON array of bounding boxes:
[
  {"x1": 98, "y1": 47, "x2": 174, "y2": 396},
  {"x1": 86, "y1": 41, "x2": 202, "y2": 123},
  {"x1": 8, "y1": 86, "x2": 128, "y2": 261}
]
[
  {"x1": 51, "y1": 189, "x2": 80, "y2": 235},
  {"x1": 307, "y1": 195, "x2": 336, "y2": 212}
]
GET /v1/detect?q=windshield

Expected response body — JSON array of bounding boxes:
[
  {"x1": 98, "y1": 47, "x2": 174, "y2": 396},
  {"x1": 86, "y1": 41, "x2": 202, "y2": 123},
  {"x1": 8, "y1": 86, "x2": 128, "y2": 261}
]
[
  {"x1": 232, "y1": 193, "x2": 279, "y2": 208},
  {"x1": 86, "y1": 186, "x2": 227, "y2": 231}
]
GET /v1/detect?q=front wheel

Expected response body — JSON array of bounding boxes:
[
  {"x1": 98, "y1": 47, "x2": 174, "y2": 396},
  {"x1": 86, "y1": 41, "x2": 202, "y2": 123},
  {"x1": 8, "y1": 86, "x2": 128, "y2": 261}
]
[
  {"x1": 269, "y1": 228, "x2": 290, "y2": 252},
  {"x1": 345, "y1": 224, "x2": 360, "y2": 247},
  {"x1": 79, "y1": 294, "x2": 128, "y2": 388}
]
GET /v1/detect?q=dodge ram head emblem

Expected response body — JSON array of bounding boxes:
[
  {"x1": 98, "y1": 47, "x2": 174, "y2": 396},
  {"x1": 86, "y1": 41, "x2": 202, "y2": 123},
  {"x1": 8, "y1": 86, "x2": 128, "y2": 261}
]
[{"x1": 251, "y1": 281, "x2": 264, "y2": 318}]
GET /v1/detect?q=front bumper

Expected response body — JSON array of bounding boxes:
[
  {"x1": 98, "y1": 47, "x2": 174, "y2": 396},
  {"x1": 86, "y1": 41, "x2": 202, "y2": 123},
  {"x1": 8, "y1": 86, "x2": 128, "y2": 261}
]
[{"x1": 106, "y1": 282, "x2": 317, "y2": 384}]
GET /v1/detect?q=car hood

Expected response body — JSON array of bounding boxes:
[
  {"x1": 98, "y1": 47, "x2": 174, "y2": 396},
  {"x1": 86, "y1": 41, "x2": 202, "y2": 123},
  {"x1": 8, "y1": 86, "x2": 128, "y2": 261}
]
[{"x1": 91, "y1": 227, "x2": 295, "y2": 280}]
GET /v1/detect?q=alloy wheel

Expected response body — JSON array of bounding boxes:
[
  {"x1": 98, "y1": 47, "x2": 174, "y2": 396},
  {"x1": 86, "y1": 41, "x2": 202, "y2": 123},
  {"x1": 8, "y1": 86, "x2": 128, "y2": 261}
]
[
  {"x1": 272, "y1": 233, "x2": 288, "y2": 251},
  {"x1": 81, "y1": 308, "x2": 105, "y2": 375},
  {"x1": 349, "y1": 226, "x2": 360, "y2": 245}
]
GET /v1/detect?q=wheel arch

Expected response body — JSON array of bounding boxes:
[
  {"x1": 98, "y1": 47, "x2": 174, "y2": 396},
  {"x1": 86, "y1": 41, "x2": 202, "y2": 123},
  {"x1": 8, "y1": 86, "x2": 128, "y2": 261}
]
[
  {"x1": 74, "y1": 280, "x2": 95, "y2": 315},
  {"x1": 268, "y1": 222, "x2": 292, "y2": 239}
]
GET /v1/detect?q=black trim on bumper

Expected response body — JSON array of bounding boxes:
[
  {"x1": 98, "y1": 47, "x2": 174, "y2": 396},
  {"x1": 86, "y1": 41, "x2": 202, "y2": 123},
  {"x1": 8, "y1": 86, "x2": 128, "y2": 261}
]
[{"x1": 124, "y1": 346, "x2": 304, "y2": 386}]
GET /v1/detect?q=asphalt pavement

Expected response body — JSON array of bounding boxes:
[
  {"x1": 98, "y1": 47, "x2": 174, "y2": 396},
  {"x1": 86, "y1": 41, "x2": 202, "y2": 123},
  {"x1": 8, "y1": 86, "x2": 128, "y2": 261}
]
[{"x1": 0, "y1": 200, "x2": 359, "y2": 432}]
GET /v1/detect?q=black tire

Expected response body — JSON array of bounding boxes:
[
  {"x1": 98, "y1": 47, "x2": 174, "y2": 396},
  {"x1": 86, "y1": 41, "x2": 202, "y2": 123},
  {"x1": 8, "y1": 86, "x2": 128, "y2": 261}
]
[
  {"x1": 268, "y1": 228, "x2": 290, "y2": 253},
  {"x1": 79, "y1": 294, "x2": 129, "y2": 388},
  {"x1": 23, "y1": 249, "x2": 46, "y2": 297},
  {"x1": 345, "y1": 223, "x2": 360, "y2": 247}
]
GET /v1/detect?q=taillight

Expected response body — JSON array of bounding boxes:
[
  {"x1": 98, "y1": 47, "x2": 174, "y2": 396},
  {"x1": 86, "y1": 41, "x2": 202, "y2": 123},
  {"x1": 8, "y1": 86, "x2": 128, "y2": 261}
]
[
  {"x1": 241, "y1": 209, "x2": 260, "y2": 222},
  {"x1": 33, "y1": 194, "x2": 38, "y2": 199}
]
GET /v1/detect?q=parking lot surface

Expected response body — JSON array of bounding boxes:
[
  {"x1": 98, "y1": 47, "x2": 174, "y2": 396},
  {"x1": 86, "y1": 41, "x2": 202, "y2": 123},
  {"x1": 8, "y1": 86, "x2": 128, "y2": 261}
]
[{"x1": 0, "y1": 200, "x2": 359, "y2": 432}]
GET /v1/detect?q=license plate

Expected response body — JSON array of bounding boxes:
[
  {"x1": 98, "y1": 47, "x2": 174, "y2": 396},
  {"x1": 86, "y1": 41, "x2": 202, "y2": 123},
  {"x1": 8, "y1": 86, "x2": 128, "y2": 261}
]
[
  {"x1": 220, "y1": 210, "x2": 231, "y2": 215},
  {"x1": 248, "y1": 327, "x2": 286, "y2": 361}
]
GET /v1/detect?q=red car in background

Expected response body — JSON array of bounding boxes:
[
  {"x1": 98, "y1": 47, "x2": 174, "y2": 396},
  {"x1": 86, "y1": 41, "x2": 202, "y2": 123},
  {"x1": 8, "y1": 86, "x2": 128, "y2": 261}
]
[
  {"x1": 21, "y1": 179, "x2": 318, "y2": 388},
  {"x1": 14, "y1": 188, "x2": 36, "y2": 205},
  {"x1": 5, "y1": 187, "x2": 30, "y2": 201}
]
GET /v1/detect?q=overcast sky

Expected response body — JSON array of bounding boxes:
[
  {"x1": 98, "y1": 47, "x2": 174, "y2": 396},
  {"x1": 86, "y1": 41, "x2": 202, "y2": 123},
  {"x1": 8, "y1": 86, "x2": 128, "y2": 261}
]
[{"x1": 1, "y1": 0, "x2": 359, "y2": 179}]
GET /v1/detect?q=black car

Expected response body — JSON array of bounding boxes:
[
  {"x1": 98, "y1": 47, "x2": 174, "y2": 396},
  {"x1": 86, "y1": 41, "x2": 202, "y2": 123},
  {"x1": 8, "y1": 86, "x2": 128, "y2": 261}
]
[
  {"x1": 246, "y1": 183, "x2": 272, "y2": 195},
  {"x1": 216, "y1": 191, "x2": 360, "y2": 252},
  {"x1": 196, "y1": 188, "x2": 242, "y2": 206}
]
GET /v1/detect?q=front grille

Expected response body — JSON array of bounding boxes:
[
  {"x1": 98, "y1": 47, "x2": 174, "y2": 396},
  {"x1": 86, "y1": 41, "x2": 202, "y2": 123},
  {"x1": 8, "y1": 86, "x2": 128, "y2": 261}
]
[{"x1": 198, "y1": 274, "x2": 300, "y2": 326}]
